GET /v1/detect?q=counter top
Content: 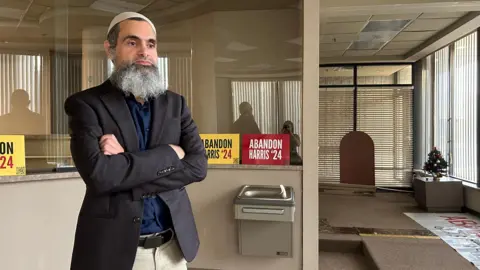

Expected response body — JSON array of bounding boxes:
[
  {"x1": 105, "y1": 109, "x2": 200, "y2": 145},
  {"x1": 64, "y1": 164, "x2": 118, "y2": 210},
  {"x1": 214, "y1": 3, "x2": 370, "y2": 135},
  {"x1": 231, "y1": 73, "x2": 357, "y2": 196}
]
[{"x1": 0, "y1": 164, "x2": 302, "y2": 184}]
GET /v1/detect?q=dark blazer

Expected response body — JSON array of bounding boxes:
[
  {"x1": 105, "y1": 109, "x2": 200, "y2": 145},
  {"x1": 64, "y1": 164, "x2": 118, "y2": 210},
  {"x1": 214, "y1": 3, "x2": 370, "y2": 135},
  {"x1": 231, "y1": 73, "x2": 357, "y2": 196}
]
[{"x1": 64, "y1": 80, "x2": 207, "y2": 270}]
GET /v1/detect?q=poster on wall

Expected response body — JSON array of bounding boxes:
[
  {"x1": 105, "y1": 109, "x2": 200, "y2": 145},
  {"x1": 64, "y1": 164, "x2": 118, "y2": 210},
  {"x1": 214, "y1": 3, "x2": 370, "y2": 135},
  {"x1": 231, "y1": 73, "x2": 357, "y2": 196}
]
[
  {"x1": 200, "y1": 134, "x2": 240, "y2": 164},
  {"x1": 241, "y1": 134, "x2": 290, "y2": 165},
  {"x1": 405, "y1": 212, "x2": 480, "y2": 268},
  {"x1": 0, "y1": 135, "x2": 26, "y2": 176}
]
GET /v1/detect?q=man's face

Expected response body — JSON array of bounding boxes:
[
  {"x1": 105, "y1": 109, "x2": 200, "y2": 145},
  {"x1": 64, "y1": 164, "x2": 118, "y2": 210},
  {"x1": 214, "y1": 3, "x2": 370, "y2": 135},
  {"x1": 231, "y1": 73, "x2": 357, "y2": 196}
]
[
  {"x1": 106, "y1": 19, "x2": 166, "y2": 99},
  {"x1": 110, "y1": 20, "x2": 158, "y2": 67}
]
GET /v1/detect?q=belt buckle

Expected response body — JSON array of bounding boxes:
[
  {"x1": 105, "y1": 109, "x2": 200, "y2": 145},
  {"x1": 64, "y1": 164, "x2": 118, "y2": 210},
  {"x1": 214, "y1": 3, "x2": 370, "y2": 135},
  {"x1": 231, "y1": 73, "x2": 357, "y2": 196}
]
[{"x1": 143, "y1": 234, "x2": 164, "y2": 249}]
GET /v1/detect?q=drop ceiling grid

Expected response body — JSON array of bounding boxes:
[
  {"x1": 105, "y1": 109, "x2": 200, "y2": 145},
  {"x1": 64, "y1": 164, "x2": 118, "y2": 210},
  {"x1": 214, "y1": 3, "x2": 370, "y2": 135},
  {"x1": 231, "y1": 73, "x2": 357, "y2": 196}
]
[{"x1": 320, "y1": 11, "x2": 466, "y2": 58}]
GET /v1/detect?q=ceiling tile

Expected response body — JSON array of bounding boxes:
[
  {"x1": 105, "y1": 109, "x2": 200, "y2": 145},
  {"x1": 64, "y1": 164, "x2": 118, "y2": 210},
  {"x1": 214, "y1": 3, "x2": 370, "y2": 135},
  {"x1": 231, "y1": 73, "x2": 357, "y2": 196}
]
[
  {"x1": 394, "y1": 31, "x2": 436, "y2": 41},
  {"x1": 349, "y1": 41, "x2": 386, "y2": 50},
  {"x1": 344, "y1": 50, "x2": 377, "y2": 57},
  {"x1": 383, "y1": 41, "x2": 422, "y2": 50},
  {"x1": 371, "y1": 14, "x2": 420, "y2": 21},
  {"x1": 145, "y1": 0, "x2": 176, "y2": 11},
  {"x1": 321, "y1": 42, "x2": 351, "y2": 51},
  {"x1": 375, "y1": 49, "x2": 409, "y2": 56},
  {"x1": 320, "y1": 34, "x2": 358, "y2": 44},
  {"x1": 405, "y1": 18, "x2": 457, "y2": 31},
  {"x1": 324, "y1": 15, "x2": 370, "y2": 23},
  {"x1": 419, "y1": 12, "x2": 466, "y2": 19},
  {"x1": 25, "y1": 4, "x2": 48, "y2": 19},
  {"x1": 321, "y1": 22, "x2": 367, "y2": 35},
  {"x1": 0, "y1": 7, "x2": 25, "y2": 20},
  {"x1": 320, "y1": 50, "x2": 344, "y2": 57}
]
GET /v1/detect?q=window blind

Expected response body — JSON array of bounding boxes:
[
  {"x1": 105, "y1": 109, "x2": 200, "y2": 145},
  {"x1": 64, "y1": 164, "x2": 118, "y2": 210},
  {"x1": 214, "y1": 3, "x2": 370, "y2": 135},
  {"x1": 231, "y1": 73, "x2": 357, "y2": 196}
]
[
  {"x1": 451, "y1": 32, "x2": 478, "y2": 182},
  {"x1": 318, "y1": 87, "x2": 354, "y2": 184},
  {"x1": 421, "y1": 55, "x2": 433, "y2": 159},
  {"x1": 433, "y1": 47, "x2": 450, "y2": 159},
  {"x1": 357, "y1": 87, "x2": 413, "y2": 187}
]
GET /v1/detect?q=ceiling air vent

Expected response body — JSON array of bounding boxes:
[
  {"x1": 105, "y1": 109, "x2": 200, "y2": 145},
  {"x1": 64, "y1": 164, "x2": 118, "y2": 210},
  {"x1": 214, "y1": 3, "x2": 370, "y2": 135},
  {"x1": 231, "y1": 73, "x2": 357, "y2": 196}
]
[{"x1": 361, "y1": 20, "x2": 411, "y2": 32}]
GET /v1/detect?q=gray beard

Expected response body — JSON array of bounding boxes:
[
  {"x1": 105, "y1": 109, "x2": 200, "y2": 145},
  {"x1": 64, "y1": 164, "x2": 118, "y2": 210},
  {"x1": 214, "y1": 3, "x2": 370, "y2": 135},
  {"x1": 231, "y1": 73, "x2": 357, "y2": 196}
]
[{"x1": 109, "y1": 62, "x2": 166, "y2": 99}]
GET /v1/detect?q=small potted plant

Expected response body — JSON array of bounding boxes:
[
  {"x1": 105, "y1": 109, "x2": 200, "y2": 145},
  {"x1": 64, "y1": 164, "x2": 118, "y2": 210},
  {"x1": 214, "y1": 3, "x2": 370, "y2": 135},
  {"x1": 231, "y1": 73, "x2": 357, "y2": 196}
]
[{"x1": 423, "y1": 147, "x2": 448, "y2": 181}]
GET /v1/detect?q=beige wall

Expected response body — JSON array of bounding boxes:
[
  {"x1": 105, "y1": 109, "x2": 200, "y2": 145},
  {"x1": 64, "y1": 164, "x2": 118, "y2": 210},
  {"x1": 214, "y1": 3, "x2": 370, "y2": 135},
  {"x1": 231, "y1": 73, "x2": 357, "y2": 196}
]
[
  {"x1": 0, "y1": 168, "x2": 302, "y2": 270},
  {"x1": 187, "y1": 168, "x2": 302, "y2": 270},
  {"x1": 0, "y1": 178, "x2": 84, "y2": 270},
  {"x1": 464, "y1": 186, "x2": 480, "y2": 213}
]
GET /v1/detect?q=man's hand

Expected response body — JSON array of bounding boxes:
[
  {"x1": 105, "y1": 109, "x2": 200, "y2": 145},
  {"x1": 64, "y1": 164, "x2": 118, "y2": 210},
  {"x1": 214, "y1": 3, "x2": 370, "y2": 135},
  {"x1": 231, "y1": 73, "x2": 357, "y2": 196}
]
[
  {"x1": 100, "y1": 134, "x2": 124, "y2": 155},
  {"x1": 169, "y1": 144, "x2": 185, "y2": 159}
]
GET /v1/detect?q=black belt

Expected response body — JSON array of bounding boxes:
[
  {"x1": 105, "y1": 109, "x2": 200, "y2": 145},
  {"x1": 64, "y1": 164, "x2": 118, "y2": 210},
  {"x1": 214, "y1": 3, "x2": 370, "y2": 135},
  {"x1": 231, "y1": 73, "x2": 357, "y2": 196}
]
[{"x1": 138, "y1": 229, "x2": 174, "y2": 249}]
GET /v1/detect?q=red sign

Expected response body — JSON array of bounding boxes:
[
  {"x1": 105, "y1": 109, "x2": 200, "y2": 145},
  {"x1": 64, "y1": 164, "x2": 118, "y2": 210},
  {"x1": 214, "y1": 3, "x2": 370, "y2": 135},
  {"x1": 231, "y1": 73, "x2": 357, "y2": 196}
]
[
  {"x1": 441, "y1": 216, "x2": 480, "y2": 237},
  {"x1": 241, "y1": 134, "x2": 290, "y2": 165}
]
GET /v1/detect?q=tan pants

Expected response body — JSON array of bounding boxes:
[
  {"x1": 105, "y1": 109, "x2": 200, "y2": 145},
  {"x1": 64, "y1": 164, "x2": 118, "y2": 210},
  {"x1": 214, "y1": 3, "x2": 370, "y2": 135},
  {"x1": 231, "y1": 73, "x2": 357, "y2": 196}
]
[{"x1": 132, "y1": 237, "x2": 187, "y2": 270}]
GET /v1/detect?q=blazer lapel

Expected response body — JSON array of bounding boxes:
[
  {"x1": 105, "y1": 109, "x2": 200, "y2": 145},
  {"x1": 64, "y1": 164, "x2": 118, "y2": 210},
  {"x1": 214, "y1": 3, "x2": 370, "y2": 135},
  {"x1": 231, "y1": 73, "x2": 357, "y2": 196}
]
[
  {"x1": 147, "y1": 92, "x2": 168, "y2": 149},
  {"x1": 99, "y1": 81, "x2": 139, "y2": 152}
]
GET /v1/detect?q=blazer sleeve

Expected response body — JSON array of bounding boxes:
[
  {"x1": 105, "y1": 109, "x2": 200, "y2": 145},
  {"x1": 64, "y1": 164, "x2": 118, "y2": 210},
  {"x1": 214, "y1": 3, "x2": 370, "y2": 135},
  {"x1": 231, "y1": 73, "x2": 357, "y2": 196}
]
[
  {"x1": 65, "y1": 95, "x2": 184, "y2": 195},
  {"x1": 131, "y1": 96, "x2": 208, "y2": 200}
]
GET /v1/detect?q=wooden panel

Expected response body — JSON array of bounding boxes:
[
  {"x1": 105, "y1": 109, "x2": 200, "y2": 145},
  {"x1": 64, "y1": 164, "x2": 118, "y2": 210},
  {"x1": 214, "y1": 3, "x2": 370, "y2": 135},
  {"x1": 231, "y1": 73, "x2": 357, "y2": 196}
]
[{"x1": 340, "y1": 131, "x2": 375, "y2": 186}]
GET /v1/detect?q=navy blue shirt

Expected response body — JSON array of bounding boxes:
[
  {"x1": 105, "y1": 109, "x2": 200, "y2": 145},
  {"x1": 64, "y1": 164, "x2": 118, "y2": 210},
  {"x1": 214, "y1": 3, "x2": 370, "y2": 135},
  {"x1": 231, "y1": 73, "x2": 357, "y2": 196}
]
[{"x1": 125, "y1": 95, "x2": 172, "y2": 235}]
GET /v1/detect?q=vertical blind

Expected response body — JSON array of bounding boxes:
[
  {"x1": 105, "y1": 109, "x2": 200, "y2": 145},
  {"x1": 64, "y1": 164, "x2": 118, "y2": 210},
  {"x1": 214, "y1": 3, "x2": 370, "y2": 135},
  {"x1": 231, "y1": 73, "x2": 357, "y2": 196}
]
[
  {"x1": 433, "y1": 47, "x2": 450, "y2": 159},
  {"x1": 452, "y1": 32, "x2": 478, "y2": 182},
  {"x1": 51, "y1": 52, "x2": 82, "y2": 134},
  {"x1": 421, "y1": 55, "x2": 433, "y2": 158},
  {"x1": 231, "y1": 80, "x2": 303, "y2": 153},
  {"x1": 279, "y1": 81, "x2": 303, "y2": 141},
  {"x1": 420, "y1": 31, "x2": 478, "y2": 184},
  {"x1": 318, "y1": 87, "x2": 354, "y2": 183},
  {"x1": 357, "y1": 87, "x2": 413, "y2": 187},
  {"x1": 0, "y1": 53, "x2": 48, "y2": 116},
  {"x1": 231, "y1": 81, "x2": 279, "y2": 134},
  {"x1": 167, "y1": 56, "x2": 192, "y2": 110}
]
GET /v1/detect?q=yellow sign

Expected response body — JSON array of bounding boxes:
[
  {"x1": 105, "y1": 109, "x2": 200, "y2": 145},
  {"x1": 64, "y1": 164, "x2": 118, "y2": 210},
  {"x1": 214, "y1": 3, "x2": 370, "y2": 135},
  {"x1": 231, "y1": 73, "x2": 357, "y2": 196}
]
[
  {"x1": 0, "y1": 135, "x2": 26, "y2": 176},
  {"x1": 200, "y1": 134, "x2": 240, "y2": 164}
]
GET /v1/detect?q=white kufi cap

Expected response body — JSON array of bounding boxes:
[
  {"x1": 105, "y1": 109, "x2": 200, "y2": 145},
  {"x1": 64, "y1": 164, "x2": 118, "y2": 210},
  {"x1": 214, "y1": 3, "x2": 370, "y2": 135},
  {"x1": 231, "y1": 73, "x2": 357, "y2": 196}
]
[{"x1": 107, "y1": 12, "x2": 156, "y2": 36}]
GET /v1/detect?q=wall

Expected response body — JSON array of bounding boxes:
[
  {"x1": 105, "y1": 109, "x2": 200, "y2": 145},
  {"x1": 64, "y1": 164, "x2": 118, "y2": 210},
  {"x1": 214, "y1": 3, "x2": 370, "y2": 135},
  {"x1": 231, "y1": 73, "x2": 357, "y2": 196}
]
[
  {"x1": 0, "y1": 167, "x2": 302, "y2": 270},
  {"x1": 187, "y1": 167, "x2": 302, "y2": 270},
  {"x1": 464, "y1": 186, "x2": 480, "y2": 213}
]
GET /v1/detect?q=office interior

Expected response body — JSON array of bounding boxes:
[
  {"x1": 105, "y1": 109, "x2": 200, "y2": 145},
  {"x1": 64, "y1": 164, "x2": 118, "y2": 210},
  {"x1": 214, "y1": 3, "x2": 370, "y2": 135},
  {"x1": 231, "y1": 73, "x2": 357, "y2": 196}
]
[{"x1": 1, "y1": 0, "x2": 480, "y2": 269}]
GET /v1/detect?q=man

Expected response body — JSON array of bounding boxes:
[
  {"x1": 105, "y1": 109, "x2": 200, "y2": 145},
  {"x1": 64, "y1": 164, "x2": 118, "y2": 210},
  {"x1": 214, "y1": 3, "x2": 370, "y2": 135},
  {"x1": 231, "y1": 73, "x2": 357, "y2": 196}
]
[
  {"x1": 64, "y1": 12, "x2": 207, "y2": 270},
  {"x1": 232, "y1": 101, "x2": 261, "y2": 135}
]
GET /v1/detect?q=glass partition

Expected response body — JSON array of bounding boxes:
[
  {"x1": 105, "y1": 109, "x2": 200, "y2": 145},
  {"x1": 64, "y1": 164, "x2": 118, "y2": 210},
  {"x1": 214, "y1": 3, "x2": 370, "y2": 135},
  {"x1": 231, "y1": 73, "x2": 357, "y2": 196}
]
[{"x1": 0, "y1": 0, "x2": 304, "y2": 174}]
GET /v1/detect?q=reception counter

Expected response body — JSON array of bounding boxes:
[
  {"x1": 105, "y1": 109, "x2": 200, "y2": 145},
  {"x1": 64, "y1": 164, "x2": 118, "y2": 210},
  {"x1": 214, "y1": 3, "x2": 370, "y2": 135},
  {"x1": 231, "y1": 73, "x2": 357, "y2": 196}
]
[{"x1": 0, "y1": 165, "x2": 303, "y2": 270}]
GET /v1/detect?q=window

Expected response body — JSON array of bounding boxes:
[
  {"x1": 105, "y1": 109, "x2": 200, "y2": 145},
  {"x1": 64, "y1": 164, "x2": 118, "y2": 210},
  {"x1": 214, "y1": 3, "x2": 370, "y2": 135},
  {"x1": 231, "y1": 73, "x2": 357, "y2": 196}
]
[
  {"x1": 451, "y1": 32, "x2": 477, "y2": 182},
  {"x1": 420, "y1": 55, "x2": 433, "y2": 158},
  {"x1": 433, "y1": 47, "x2": 450, "y2": 158},
  {"x1": 419, "y1": 31, "x2": 478, "y2": 184},
  {"x1": 318, "y1": 87, "x2": 354, "y2": 183},
  {"x1": 231, "y1": 80, "x2": 303, "y2": 156},
  {"x1": 318, "y1": 64, "x2": 414, "y2": 187},
  {"x1": 0, "y1": 53, "x2": 49, "y2": 132},
  {"x1": 357, "y1": 87, "x2": 413, "y2": 187}
]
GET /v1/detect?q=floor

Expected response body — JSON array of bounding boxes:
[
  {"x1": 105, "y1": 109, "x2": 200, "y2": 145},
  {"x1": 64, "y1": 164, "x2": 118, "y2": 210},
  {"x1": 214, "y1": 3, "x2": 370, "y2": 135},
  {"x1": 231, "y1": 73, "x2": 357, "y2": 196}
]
[
  {"x1": 318, "y1": 190, "x2": 478, "y2": 269},
  {"x1": 319, "y1": 191, "x2": 425, "y2": 230},
  {"x1": 319, "y1": 251, "x2": 370, "y2": 270}
]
